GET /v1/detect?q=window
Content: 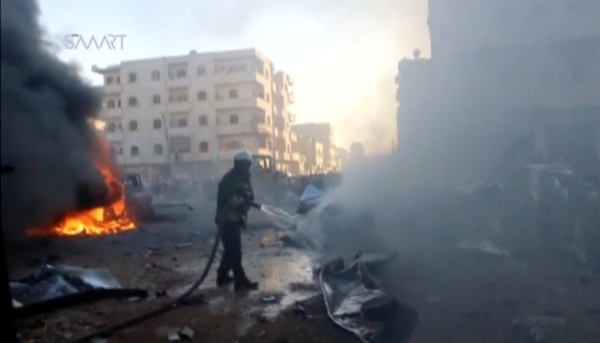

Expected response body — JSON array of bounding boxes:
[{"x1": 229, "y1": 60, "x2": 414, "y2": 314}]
[
  {"x1": 176, "y1": 69, "x2": 187, "y2": 78},
  {"x1": 178, "y1": 118, "x2": 188, "y2": 127},
  {"x1": 199, "y1": 141, "x2": 209, "y2": 152},
  {"x1": 130, "y1": 146, "x2": 139, "y2": 156},
  {"x1": 128, "y1": 97, "x2": 138, "y2": 107},
  {"x1": 105, "y1": 76, "x2": 114, "y2": 85},
  {"x1": 197, "y1": 66, "x2": 205, "y2": 75},
  {"x1": 128, "y1": 73, "x2": 137, "y2": 83},
  {"x1": 152, "y1": 95, "x2": 161, "y2": 104},
  {"x1": 116, "y1": 76, "x2": 121, "y2": 83},
  {"x1": 107, "y1": 100, "x2": 116, "y2": 108},
  {"x1": 197, "y1": 91, "x2": 207, "y2": 101},
  {"x1": 199, "y1": 115, "x2": 208, "y2": 126},
  {"x1": 229, "y1": 114, "x2": 239, "y2": 124},
  {"x1": 169, "y1": 92, "x2": 188, "y2": 103},
  {"x1": 228, "y1": 89, "x2": 238, "y2": 98},
  {"x1": 151, "y1": 70, "x2": 160, "y2": 80},
  {"x1": 128, "y1": 120, "x2": 138, "y2": 131},
  {"x1": 225, "y1": 141, "x2": 242, "y2": 150},
  {"x1": 154, "y1": 144, "x2": 163, "y2": 155},
  {"x1": 117, "y1": 99, "x2": 121, "y2": 107},
  {"x1": 106, "y1": 123, "x2": 117, "y2": 132},
  {"x1": 153, "y1": 119, "x2": 162, "y2": 129}
]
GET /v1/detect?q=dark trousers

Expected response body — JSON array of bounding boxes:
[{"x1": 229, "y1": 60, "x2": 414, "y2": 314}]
[{"x1": 217, "y1": 222, "x2": 246, "y2": 282}]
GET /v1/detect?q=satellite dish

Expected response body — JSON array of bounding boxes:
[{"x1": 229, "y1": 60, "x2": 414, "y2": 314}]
[{"x1": 413, "y1": 49, "x2": 421, "y2": 59}]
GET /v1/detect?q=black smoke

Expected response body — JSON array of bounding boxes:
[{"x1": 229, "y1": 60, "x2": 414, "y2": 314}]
[{"x1": 1, "y1": 0, "x2": 104, "y2": 239}]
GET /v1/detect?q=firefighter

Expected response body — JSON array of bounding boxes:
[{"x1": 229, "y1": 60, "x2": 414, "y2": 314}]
[{"x1": 215, "y1": 150, "x2": 262, "y2": 291}]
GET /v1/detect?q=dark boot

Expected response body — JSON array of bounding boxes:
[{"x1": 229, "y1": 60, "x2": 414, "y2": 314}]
[
  {"x1": 216, "y1": 273, "x2": 234, "y2": 287},
  {"x1": 234, "y1": 277, "x2": 259, "y2": 291}
]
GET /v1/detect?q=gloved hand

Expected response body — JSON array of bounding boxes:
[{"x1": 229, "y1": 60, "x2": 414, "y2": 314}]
[{"x1": 251, "y1": 202, "x2": 262, "y2": 210}]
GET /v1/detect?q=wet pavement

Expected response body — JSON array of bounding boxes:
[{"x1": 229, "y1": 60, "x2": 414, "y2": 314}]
[
  {"x1": 171, "y1": 230, "x2": 321, "y2": 319},
  {"x1": 8, "y1": 218, "x2": 331, "y2": 342}
]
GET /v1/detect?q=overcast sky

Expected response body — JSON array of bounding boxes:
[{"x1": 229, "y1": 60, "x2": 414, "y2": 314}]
[{"x1": 38, "y1": 0, "x2": 430, "y2": 154}]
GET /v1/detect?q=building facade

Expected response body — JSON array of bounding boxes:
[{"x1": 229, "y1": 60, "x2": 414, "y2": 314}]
[
  {"x1": 397, "y1": 0, "x2": 600, "y2": 176},
  {"x1": 291, "y1": 123, "x2": 339, "y2": 172},
  {"x1": 272, "y1": 71, "x2": 301, "y2": 174},
  {"x1": 294, "y1": 134, "x2": 324, "y2": 174},
  {"x1": 93, "y1": 48, "x2": 302, "y2": 179}
]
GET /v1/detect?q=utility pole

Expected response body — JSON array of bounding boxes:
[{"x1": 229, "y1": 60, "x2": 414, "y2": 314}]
[
  {"x1": 160, "y1": 57, "x2": 174, "y2": 178},
  {"x1": 1, "y1": 165, "x2": 19, "y2": 343}
]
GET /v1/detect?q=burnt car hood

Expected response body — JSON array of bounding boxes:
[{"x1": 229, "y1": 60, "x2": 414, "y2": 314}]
[{"x1": 319, "y1": 252, "x2": 418, "y2": 343}]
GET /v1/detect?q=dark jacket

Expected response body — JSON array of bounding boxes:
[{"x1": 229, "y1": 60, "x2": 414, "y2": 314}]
[{"x1": 215, "y1": 167, "x2": 255, "y2": 226}]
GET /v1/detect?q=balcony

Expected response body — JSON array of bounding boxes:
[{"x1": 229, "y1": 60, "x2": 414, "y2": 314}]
[
  {"x1": 167, "y1": 102, "x2": 192, "y2": 113},
  {"x1": 104, "y1": 131, "x2": 124, "y2": 142},
  {"x1": 214, "y1": 97, "x2": 269, "y2": 111},
  {"x1": 167, "y1": 126, "x2": 192, "y2": 136},
  {"x1": 257, "y1": 123, "x2": 272, "y2": 135},
  {"x1": 288, "y1": 92, "x2": 295, "y2": 103},
  {"x1": 103, "y1": 83, "x2": 122, "y2": 94},
  {"x1": 217, "y1": 147, "x2": 271, "y2": 160},
  {"x1": 283, "y1": 152, "x2": 291, "y2": 161},
  {"x1": 286, "y1": 75, "x2": 295, "y2": 86},
  {"x1": 100, "y1": 108, "x2": 123, "y2": 119},
  {"x1": 213, "y1": 71, "x2": 269, "y2": 87},
  {"x1": 257, "y1": 148, "x2": 272, "y2": 157},
  {"x1": 166, "y1": 76, "x2": 190, "y2": 88},
  {"x1": 217, "y1": 122, "x2": 272, "y2": 136},
  {"x1": 291, "y1": 152, "x2": 301, "y2": 162},
  {"x1": 288, "y1": 112, "x2": 296, "y2": 123}
]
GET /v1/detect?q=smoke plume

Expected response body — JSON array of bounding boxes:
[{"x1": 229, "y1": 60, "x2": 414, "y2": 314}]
[{"x1": 1, "y1": 0, "x2": 104, "y2": 239}]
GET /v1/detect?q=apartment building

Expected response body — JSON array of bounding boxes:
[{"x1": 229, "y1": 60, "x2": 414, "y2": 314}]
[
  {"x1": 397, "y1": 0, "x2": 600, "y2": 174},
  {"x1": 291, "y1": 123, "x2": 339, "y2": 172},
  {"x1": 92, "y1": 48, "x2": 295, "y2": 179},
  {"x1": 271, "y1": 71, "x2": 302, "y2": 174},
  {"x1": 294, "y1": 134, "x2": 324, "y2": 174}
]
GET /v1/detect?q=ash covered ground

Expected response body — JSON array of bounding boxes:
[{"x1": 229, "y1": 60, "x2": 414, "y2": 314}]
[{"x1": 7, "y1": 203, "x2": 600, "y2": 343}]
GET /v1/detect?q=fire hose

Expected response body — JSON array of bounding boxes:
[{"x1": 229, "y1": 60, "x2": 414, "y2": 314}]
[
  {"x1": 69, "y1": 229, "x2": 221, "y2": 343},
  {"x1": 70, "y1": 202, "x2": 262, "y2": 343}
]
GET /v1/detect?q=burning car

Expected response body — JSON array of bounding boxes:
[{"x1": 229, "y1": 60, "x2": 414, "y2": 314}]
[{"x1": 27, "y1": 139, "x2": 136, "y2": 237}]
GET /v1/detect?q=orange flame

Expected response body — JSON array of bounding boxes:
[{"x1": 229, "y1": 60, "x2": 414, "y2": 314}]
[{"x1": 28, "y1": 137, "x2": 136, "y2": 237}]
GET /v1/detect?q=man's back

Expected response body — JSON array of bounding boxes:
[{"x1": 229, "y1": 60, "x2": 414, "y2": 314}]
[{"x1": 215, "y1": 168, "x2": 254, "y2": 224}]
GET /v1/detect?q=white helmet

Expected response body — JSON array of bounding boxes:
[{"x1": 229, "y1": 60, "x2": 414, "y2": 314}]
[{"x1": 234, "y1": 150, "x2": 253, "y2": 163}]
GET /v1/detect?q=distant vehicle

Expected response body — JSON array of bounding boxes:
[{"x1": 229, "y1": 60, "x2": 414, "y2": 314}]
[
  {"x1": 297, "y1": 183, "x2": 325, "y2": 214},
  {"x1": 296, "y1": 175, "x2": 340, "y2": 214}
]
